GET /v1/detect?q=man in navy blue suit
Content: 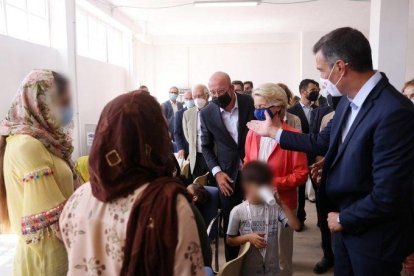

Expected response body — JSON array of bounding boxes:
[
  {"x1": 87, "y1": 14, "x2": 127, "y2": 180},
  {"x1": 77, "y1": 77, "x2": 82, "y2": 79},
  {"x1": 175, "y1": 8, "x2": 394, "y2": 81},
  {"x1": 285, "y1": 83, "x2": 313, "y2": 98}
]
[
  {"x1": 200, "y1": 71, "x2": 255, "y2": 261},
  {"x1": 247, "y1": 27, "x2": 414, "y2": 275}
]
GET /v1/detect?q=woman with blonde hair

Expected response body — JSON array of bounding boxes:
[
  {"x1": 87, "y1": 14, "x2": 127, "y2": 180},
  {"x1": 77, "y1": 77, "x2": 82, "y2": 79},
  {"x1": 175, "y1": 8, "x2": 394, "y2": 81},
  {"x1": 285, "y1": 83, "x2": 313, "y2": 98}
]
[
  {"x1": 244, "y1": 83, "x2": 308, "y2": 276},
  {"x1": 0, "y1": 69, "x2": 76, "y2": 275}
]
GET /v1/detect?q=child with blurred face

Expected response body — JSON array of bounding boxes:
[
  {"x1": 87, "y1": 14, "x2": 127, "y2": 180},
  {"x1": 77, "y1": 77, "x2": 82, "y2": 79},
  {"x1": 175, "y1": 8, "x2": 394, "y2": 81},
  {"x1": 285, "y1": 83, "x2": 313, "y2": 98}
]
[{"x1": 226, "y1": 161, "x2": 300, "y2": 275}]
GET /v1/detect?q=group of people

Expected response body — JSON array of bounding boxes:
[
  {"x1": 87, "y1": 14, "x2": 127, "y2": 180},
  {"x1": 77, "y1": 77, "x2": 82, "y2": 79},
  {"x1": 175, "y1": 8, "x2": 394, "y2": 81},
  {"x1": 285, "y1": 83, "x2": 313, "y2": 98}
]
[{"x1": 0, "y1": 26, "x2": 413, "y2": 276}]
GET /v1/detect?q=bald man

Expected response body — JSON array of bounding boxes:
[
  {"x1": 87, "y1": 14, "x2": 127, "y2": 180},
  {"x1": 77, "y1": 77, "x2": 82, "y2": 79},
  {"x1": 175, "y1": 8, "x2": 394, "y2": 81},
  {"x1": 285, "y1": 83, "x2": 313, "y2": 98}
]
[{"x1": 200, "y1": 71, "x2": 255, "y2": 261}]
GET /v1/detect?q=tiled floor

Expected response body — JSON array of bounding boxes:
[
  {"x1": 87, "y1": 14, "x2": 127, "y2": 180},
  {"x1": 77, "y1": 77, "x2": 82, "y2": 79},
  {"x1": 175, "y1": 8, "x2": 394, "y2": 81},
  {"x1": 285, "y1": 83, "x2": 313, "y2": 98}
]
[{"x1": 0, "y1": 202, "x2": 332, "y2": 276}]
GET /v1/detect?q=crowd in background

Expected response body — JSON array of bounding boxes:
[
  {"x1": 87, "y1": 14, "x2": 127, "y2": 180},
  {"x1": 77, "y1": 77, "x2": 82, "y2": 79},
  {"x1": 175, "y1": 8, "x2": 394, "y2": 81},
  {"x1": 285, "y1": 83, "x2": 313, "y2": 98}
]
[{"x1": 0, "y1": 27, "x2": 413, "y2": 276}]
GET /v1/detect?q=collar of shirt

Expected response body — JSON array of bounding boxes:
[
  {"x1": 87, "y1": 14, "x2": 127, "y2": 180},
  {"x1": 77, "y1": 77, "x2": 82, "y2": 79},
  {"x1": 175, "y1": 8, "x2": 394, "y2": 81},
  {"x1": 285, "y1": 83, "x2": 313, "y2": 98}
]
[
  {"x1": 220, "y1": 94, "x2": 239, "y2": 113},
  {"x1": 347, "y1": 71, "x2": 382, "y2": 110},
  {"x1": 300, "y1": 101, "x2": 311, "y2": 109},
  {"x1": 170, "y1": 100, "x2": 177, "y2": 105}
]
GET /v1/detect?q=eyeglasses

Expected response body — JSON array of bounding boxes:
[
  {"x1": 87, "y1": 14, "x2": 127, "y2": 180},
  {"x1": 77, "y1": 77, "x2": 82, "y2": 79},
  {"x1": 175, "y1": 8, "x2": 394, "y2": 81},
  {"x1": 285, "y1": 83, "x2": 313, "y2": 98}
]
[{"x1": 209, "y1": 90, "x2": 228, "y2": 97}]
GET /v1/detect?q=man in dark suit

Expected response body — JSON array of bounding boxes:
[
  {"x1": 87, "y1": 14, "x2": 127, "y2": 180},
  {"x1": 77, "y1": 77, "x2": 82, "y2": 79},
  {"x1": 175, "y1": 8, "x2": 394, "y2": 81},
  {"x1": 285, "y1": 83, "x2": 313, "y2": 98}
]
[
  {"x1": 174, "y1": 91, "x2": 193, "y2": 159},
  {"x1": 200, "y1": 71, "x2": 254, "y2": 261},
  {"x1": 288, "y1": 78, "x2": 321, "y2": 230},
  {"x1": 247, "y1": 27, "x2": 414, "y2": 275},
  {"x1": 161, "y1": 86, "x2": 183, "y2": 151}
]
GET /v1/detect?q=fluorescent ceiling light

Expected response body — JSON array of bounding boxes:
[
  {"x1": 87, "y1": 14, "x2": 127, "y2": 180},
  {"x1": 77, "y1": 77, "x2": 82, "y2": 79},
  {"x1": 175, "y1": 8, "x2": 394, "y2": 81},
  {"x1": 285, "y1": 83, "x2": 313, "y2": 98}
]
[{"x1": 194, "y1": 1, "x2": 260, "y2": 7}]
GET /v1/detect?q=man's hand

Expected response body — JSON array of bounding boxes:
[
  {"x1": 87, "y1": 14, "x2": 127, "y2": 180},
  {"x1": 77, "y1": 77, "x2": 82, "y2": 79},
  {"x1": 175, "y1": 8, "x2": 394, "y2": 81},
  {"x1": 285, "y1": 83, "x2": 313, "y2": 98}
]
[
  {"x1": 248, "y1": 233, "x2": 267, "y2": 249},
  {"x1": 246, "y1": 111, "x2": 281, "y2": 138},
  {"x1": 311, "y1": 158, "x2": 325, "y2": 185},
  {"x1": 215, "y1": 171, "x2": 234, "y2": 196},
  {"x1": 177, "y1": 149, "x2": 185, "y2": 159},
  {"x1": 327, "y1": 212, "x2": 343, "y2": 233}
]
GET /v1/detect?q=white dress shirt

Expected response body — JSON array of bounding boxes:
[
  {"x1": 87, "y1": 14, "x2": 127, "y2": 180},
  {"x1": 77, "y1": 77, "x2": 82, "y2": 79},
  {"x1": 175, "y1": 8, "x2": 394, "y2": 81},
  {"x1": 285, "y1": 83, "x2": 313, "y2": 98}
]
[
  {"x1": 258, "y1": 137, "x2": 277, "y2": 162},
  {"x1": 212, "y1": 96, "x2": 240, "y2": 176},
  {"x1": 275, "y1": 71, "x2": 382, "y2": 143},
  {"x1": 300, "y1": 101, "x2": 312, "y2": 124},
  {"x1": 341, "y1": 71, "x2": 382, "y2": 142},
  {"x1": 196, "y1": 111, "x2": 203, "y2": 153},
  {"x1": 171, "y1": 100, "x2": 178, "y2": 113}
]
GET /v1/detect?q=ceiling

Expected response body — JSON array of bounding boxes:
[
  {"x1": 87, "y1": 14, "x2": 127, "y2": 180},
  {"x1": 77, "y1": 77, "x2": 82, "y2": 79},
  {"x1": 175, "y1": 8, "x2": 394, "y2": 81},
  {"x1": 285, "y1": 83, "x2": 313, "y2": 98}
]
[{"x1": 102, "y1": 0, "x2": 413, "y2": 36}]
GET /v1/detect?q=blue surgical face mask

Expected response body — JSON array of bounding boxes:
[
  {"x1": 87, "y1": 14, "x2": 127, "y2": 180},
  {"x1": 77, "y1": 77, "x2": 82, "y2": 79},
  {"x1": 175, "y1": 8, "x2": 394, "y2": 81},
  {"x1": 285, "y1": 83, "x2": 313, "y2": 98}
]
[
  {"x1": 169, "y1": 93, "x2": 178, "y2": 101},
  {"x1": 60, "y1": 106, "x2": 73, "y2": 126},
  {"x1": 184, "y1": 99, "x2": 195, "y2": 109},
  {"x1": 254, "y1": 107, "x2": 275, "y2": 121}
]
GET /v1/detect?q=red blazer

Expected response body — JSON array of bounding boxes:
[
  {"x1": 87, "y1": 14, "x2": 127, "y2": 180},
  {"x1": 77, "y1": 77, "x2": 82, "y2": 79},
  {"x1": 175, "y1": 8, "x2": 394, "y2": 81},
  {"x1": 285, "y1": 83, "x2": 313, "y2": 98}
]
[{"x1": 244, "y1": 123, "x2": 309, "y2": 210}]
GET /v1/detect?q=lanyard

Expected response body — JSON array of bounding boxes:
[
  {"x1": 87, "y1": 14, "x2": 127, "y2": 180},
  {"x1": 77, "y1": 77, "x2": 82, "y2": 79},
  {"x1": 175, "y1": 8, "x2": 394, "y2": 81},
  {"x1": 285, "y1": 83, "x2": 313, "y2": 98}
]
[{"x1": 245, "y1": 201, "x2": 270, "y2": 260}]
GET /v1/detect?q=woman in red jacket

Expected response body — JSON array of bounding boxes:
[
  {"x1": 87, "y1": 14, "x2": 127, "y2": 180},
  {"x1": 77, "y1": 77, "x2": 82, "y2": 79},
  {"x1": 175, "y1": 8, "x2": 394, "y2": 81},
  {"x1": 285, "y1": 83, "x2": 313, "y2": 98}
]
[{"x1": 244, "y1": 83, "x2": 308, "y2": 276}]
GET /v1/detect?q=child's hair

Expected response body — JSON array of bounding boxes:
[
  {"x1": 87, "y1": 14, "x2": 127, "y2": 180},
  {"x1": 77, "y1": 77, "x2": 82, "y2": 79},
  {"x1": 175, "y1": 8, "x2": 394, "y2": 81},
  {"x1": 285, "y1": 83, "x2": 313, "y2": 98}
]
[
  {"x1": 188, "y1": 183, "x2": 211, "y2": 205},
  {"x1": 242, "y1": 161, "x2": 273, "y2": 186}
]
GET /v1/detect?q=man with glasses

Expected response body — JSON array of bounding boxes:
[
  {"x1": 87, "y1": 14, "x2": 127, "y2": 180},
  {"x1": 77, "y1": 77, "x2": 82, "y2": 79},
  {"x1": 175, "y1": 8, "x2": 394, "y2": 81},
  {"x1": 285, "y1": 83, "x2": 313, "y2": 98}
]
[{"x1": 200, "y1": 71, "x2": 254, "y2": 261}]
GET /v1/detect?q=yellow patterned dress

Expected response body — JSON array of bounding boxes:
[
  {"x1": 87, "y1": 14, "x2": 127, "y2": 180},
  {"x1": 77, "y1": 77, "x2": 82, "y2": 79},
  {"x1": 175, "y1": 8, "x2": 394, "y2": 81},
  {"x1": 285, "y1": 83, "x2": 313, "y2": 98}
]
[{"x1": 3, "y1": 134, "x2": 74, "y2": 276}]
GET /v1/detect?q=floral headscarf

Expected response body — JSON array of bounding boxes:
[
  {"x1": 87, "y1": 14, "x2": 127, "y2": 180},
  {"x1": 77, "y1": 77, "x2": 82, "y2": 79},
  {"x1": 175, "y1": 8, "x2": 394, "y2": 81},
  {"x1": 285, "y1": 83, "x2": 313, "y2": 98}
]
[{"x1": 0, "y1": 69, "x2": 75, "y2": 170}]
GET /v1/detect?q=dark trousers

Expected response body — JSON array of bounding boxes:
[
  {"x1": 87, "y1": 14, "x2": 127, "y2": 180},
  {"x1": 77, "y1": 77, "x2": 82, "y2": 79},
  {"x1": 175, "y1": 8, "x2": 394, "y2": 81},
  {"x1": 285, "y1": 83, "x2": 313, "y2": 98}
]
[
  {"x1": 193, "y1": 153, "x2": 215, "y2": 185},
  {"x1": 297, "y1": 182, "x2": 306, "y2": 222},
  {"x1": 220, "y1": 172, "x2": 243, "y2": 261},
  {"x1": 334, "y1": 233, "x2": 402, "y2": 276},
  {"x1": 315, "y1": 189, "x2": 334, "y2": 262}
]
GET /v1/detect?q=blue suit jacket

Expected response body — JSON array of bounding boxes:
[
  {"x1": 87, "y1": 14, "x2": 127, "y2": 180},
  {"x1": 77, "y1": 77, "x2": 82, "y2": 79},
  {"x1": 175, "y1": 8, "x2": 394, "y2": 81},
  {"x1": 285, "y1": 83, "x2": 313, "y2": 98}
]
[
  {"x1": 200, "y1": 94, "x2": 255, "y2": 183},
  {"x1": 280, "y1": 73, "x2": 414, "y2": 262},
  {"x1": 174, "y1": 107, "x2": 189, "y2": 153},
  {"x1": 161, "y1": 100, "x2": 183, "y2": 136}
]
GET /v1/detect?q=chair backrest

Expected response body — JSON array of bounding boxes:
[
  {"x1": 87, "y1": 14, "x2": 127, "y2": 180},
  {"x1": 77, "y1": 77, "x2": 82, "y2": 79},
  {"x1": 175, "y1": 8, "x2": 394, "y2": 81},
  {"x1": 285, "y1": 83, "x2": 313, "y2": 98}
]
[
  {"x1": 217, "y1": 242, "x2": 251, "y2": 276},
  {"x1": 193, "y1": 172, "x2": 209, "y2": 186},
  {"x1": 180, "y1": 160, "x2": 190, "y2": 179}
]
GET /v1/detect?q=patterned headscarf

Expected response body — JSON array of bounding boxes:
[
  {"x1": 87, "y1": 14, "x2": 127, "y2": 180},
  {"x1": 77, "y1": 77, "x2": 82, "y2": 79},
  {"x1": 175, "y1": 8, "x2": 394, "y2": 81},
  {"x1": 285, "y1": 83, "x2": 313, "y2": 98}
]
[{"x1": 0, "y1": 69, "x2": 75, "y2": 170}]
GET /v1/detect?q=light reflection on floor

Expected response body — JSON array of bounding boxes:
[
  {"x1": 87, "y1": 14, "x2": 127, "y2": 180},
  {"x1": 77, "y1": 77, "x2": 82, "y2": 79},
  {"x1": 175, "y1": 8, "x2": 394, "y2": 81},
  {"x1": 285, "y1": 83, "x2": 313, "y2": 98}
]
[{"x1": 0, "y1": 234, "x2": 17, "y2": 276}]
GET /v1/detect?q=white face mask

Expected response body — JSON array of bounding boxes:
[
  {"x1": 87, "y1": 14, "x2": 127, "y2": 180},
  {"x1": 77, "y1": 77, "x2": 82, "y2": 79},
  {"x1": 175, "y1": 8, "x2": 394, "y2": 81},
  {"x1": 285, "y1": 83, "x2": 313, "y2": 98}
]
[
  {"x1": 184, "y1": 99, "x2": 195, "y2": 109},
  {"x1": 319, "y1": 63, "x2": 343, "y2": 97},
  {"x1": 194, "y1": 98, "x2": 207, "y2": 109}
]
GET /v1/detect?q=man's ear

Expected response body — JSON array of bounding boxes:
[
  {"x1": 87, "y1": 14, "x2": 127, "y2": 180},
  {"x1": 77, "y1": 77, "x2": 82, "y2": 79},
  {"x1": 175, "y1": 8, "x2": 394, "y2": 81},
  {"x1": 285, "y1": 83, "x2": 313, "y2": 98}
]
[
  {"x1": 193, "y1": 195, "x2": 198, "y2": 202},
  {"x1": 337, "y1": 60, "x2": 348, "y2": 75}
]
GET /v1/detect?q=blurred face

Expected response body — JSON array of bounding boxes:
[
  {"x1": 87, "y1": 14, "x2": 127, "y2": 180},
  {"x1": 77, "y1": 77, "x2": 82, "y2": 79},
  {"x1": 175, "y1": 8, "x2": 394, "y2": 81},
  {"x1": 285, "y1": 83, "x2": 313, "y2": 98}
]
[
  {"x1": 243, "y1": 181, "x2": 262, "y2": 203},
  {"x1": 169, "y1": 87, "x2": 179, "y2": 101},
  {"x1": 244, "y1": 83, "x2": 252, "y2": 91},
  {"x1": 253, "y1": 95, "x2": 282, "y2": 117},
  {"x1": 58, "y1": 86, "x2": 71, "y2": 109},
  {"x1": 403, "y1": 85, "x2": 414, "y2": 102},
  {"x1": 233, "y1": 84, "x2": 243, "y2": 93}
]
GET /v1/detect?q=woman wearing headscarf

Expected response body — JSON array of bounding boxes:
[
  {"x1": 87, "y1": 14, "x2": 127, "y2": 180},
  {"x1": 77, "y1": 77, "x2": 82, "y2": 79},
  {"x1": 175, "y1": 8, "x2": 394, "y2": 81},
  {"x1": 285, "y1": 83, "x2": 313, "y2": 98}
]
[
  {"x1": 59, "y1": 90, "x2": 204, "y2": 276},
  {"x1": 244, "y1": 83, "x2": 309, "y2": 276},
  {"x1": 0, "y1": 69, "x2": 76, "y2": 275}
]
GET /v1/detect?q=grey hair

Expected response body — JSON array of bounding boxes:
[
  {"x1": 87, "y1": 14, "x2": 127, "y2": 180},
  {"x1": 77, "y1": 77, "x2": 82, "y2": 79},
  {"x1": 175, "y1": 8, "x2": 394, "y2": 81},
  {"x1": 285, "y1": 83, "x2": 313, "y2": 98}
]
[{"x1": 192, "y1": 84, "x2": 209, "y2": 96}]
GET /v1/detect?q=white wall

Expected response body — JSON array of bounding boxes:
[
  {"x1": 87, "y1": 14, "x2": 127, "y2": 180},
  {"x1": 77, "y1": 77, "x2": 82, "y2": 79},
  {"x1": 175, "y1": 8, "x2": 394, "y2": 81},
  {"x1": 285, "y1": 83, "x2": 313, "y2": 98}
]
[
  {"x1": 138, "y1": 33, "x2": 302, "y2": 102},
  {"x1": 76, "y1": 56, "x2": 128, "y2": 154},
  {"x1": 0, "y1": 35, "x2": 64, "y2": 117},
  {"x1": 406, "y1": 30, "x2": 414, "y2": 82}
]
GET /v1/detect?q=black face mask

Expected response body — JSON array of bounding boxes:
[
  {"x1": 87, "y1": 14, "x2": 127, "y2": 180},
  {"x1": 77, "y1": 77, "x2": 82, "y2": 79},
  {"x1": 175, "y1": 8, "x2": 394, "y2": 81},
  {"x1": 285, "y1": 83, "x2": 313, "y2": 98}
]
[
  {"x1": 307, "y1": 91, "x2": 319, "y2": 102},
  {"x1": 212, "y1": 92, "x2": 232, "y2": 109},
  {"x1": 330, "y1": 96, "x2": 342, "y2": 110}
]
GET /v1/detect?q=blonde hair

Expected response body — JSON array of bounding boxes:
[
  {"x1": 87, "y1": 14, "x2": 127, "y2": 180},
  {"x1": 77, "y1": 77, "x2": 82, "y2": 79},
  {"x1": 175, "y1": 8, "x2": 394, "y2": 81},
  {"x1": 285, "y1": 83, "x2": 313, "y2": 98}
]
[{"x1": 253, "y1": 83, "x2": 288, "y2": 119}]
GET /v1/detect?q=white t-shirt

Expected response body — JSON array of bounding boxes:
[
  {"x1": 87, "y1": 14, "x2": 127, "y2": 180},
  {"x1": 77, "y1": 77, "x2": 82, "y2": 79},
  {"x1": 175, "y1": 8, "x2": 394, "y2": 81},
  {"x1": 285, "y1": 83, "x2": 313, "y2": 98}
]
[{"x1": 227, "y1": 201, "x2": 288, "y2": 275}]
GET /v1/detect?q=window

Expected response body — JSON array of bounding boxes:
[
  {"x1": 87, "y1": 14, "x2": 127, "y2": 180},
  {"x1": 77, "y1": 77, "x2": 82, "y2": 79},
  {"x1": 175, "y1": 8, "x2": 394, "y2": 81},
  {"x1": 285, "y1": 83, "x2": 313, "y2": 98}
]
[
  {"x1": 76, "y1": 6, "x2": 129, "y2": 67},
  {"x1": 1, "y1": 0, "x2": 50, "y2": 46}
]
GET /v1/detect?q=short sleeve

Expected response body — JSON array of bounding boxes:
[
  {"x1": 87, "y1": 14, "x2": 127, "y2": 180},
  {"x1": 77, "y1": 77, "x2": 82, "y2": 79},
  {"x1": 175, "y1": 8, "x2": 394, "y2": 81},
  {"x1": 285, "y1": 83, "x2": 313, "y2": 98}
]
[
  {"x1": 277, "y1": 206, "x2": 289, "y2": 228},
  {"x1": 12, "y1": 136, "x2": 67, "y2": 245},
  {"x1": 227, "y1": 207, "x2": 241, "y2": 236}
]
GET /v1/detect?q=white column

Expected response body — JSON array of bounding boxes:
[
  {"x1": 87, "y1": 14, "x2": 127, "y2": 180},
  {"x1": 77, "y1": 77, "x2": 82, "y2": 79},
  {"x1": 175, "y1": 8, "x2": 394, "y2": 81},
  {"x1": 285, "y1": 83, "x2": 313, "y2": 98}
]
[{"x1": 369, "y1": 0, "x2": 410, "y2": 90}]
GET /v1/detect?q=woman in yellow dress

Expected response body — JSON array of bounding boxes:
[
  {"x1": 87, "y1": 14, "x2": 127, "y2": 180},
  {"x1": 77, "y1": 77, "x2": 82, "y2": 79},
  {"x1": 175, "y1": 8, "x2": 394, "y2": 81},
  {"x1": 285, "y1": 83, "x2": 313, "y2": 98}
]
[{"x1": 0, "y1": 69, "x2": 77, "y2": 275}]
